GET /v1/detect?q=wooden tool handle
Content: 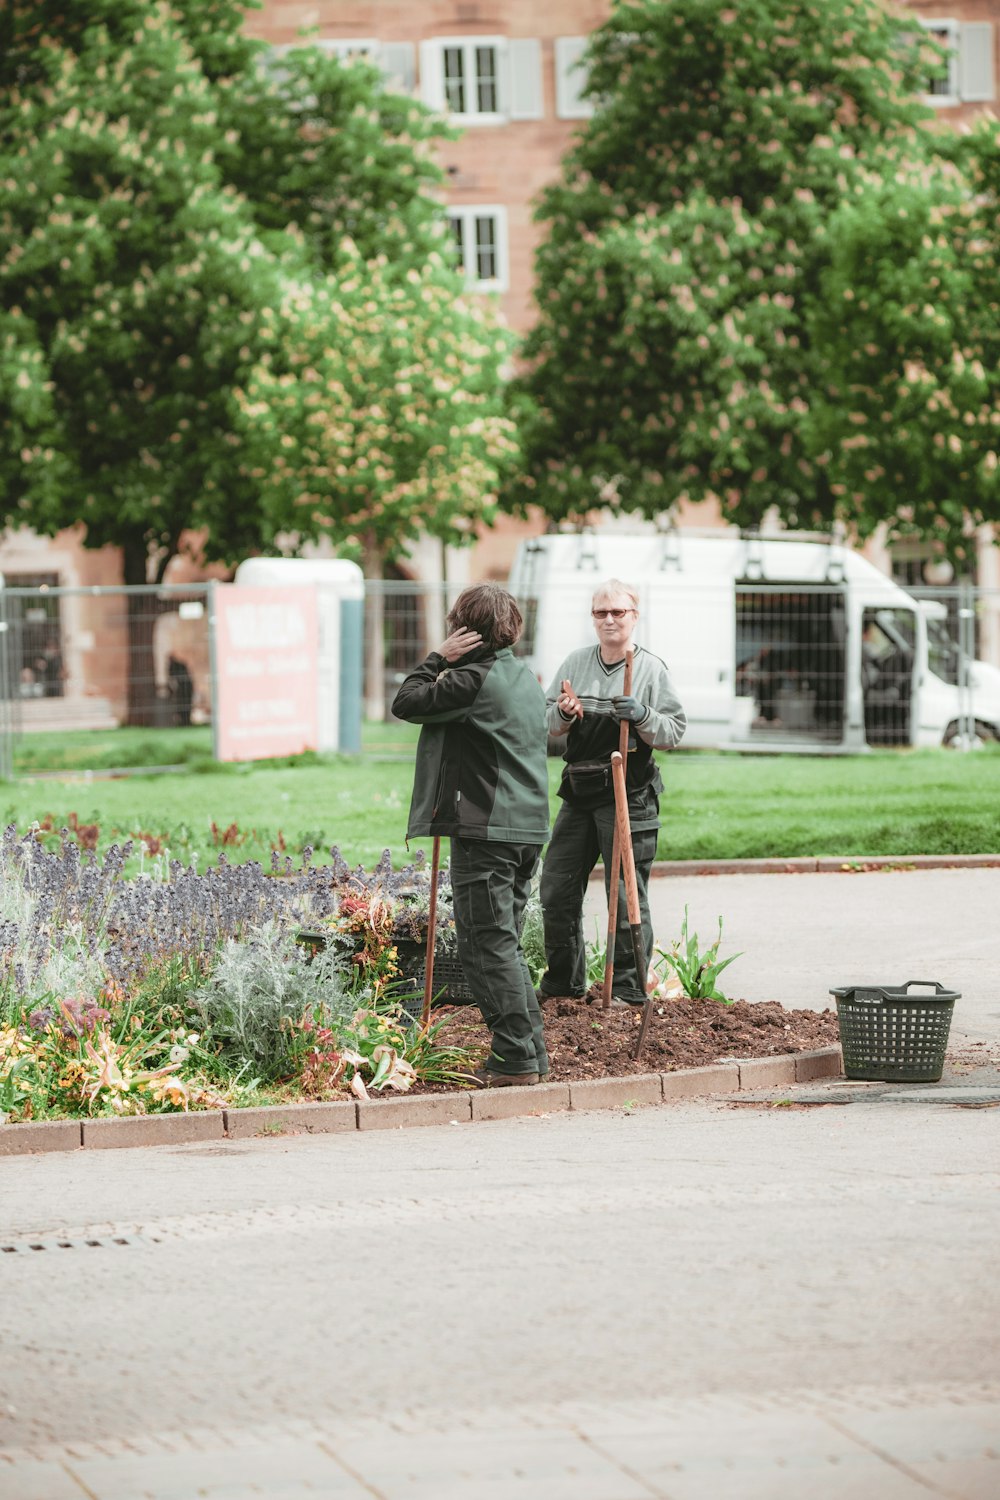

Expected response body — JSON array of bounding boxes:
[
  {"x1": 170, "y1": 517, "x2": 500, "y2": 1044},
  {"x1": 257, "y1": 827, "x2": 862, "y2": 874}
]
[
  {"x1": 421, "y1": 836, "x2": 440, "y2": 1031},
  {"x1": 602, "y1": 648, "x2": 635, "y2": 1009},
  {"x1": 610, "y1": 752, "x2": 641, "y2": 927}
]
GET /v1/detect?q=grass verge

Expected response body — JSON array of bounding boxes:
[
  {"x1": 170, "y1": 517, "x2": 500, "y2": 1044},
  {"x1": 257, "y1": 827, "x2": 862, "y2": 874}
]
[{"x1": 2, "y1": 737, "x2": 998, "y2": 867}]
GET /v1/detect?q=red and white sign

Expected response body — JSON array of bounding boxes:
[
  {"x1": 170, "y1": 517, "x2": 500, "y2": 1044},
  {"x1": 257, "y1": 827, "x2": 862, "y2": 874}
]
[{"x1": 213, "y1": 584, "x2": 319, "y2": 761}]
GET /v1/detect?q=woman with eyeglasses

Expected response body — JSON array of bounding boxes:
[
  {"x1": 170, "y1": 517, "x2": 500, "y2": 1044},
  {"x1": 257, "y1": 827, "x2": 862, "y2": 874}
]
[{"x1": 537, "y1": 579, "x2": 687, "y2": 1008}]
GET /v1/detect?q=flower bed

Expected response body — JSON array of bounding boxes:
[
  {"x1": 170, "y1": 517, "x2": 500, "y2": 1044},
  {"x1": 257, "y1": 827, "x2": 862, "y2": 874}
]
[
  {"x1": 0, "y1": 829, "x2": 474, "y2": 1123},
  {"x1": 1, "y1": 824, "x2": 848, "y2": 1127}
]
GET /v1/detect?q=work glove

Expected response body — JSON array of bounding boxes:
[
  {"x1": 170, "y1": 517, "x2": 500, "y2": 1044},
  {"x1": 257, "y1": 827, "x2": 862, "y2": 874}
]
[{"x1": 611, "y1": 695, "x2": 648, "y2": 724}]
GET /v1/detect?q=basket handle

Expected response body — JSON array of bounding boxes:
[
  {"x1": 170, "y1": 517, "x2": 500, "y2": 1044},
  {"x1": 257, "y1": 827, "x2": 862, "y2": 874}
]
[{"x1": 901, "y1": 980, "x2": 950, "y2": 994}]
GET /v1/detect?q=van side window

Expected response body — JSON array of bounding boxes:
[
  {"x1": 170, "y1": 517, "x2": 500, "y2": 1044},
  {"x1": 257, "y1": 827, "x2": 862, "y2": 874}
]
[{"x1": 735, "y1": 584, "x2": 845, "y2": 743}]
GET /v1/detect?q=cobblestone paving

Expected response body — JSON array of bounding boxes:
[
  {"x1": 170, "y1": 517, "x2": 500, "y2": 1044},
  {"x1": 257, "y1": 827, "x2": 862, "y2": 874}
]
[{"x1": 2, "y1": 1383, "x2": 998, "y2": 1498}]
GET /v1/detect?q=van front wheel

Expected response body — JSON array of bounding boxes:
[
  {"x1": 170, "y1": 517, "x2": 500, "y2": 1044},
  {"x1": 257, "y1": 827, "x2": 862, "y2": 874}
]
[{"x1": 943, "y1": 719, "x2": 999, "y2": 748}]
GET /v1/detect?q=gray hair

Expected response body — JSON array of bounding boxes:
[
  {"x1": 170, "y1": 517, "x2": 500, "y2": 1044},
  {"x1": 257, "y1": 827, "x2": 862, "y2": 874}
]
[{"x1": 592, "y1": 578, "x2": 639, "y2": 611}]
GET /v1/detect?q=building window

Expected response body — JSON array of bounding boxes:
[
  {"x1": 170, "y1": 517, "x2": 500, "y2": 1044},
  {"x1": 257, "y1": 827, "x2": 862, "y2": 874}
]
[
  {"x1": 442, "y1": 42, "x2": 498, "y2": 115},
  {"x1": 921, "y1": 19, "x2": 960, "y2": 104},
  {"x1": 420, "y1": 37, "x2": 543, "y2": 123},
  {"x1": 917, "y1": 20, "x2": 996, "y2": 106},
  {"x1": 259, "y1": 40, "x2": 417, "y2": 96},
  {"x1": 4, "y1": 573, "x2": 64, "y2": 698},
  {"x1": 313, "y1": 39, "x2": 379, "y2": 62},
  {"x1": 447, "y1": 206, "x2": 507, "y2": 291}
]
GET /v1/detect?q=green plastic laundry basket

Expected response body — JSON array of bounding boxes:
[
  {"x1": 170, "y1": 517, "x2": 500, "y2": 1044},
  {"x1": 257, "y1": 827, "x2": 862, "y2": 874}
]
[{"x1": 830, "y1": 980, "x2": 959, "y2": 1083}]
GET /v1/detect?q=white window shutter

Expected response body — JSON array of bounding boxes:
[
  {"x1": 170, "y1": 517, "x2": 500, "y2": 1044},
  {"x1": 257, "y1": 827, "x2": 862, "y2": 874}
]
[
  {"x1": 959, "y1": 22, "x2": 995, "y2": 101},
  {"x1": 379, "y1": 42, "x2": 416, "y2": 94},
  {"x1": 508, "y1": 38, "x2": 543, "y2": 120},
  {"x1": 419, "y1": 39, "x2": 445, "y2": 110},
  {"x1": 555, "y1": 36, "x2": 593, "y2": 119},
  {"x1": 495, "y1": 43, "x2": 511, "y2": 120}
]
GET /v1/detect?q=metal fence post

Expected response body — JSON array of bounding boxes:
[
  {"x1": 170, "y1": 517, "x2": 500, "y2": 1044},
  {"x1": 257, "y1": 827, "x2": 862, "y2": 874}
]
[
  {"x1": 0, "y1": 580, "x2": 12, "y2": 780},
  {"x1": 208, "y1": 579, "x2": 220, "y2": 764},
  {"x1": 957, "y1": 582, "x2": 977, "y2": 750}
]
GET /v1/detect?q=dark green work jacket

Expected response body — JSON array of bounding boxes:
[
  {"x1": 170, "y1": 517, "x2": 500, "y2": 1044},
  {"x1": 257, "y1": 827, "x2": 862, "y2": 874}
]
[{"x1": 392, "y1": 646, "x2": 549, "y2": 845}]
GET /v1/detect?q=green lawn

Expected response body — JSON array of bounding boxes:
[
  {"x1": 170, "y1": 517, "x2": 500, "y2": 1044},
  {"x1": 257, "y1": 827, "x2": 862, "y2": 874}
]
[
  {"x1": 11, "y1": 721, "x2": 419, "y2": 773},
  {"x1": 3, "y1": 728, "x2": 998, "y2": 868}
]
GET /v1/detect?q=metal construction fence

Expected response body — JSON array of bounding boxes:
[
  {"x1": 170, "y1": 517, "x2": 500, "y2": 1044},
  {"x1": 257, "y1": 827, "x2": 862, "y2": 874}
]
[
  {"x1": 1, "y1": 577, "x2": 999, "y2": 772},
  {"x1": 0, "y1": 583, "x2": 214, "y2": 741}
]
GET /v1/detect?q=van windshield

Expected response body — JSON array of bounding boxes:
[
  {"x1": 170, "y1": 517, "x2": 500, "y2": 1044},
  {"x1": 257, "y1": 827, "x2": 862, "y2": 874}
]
[{"x1": 861, "y1": 606, "x2": 916, "y2": 746}]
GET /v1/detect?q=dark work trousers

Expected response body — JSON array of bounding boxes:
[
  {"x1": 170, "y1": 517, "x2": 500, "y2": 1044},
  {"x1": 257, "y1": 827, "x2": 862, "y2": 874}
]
[
  {"x1": 449, "y1": 835, "x2": 548, "y2": 1077},
  {"x1": 539, "y1": 800, "x2": 658, "y2": 1004}
]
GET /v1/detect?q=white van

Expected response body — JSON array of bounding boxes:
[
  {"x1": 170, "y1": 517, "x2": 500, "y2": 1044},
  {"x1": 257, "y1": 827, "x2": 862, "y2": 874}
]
[{"x1": 507, "y1": 530, "x2": 1000, "y2": 751}]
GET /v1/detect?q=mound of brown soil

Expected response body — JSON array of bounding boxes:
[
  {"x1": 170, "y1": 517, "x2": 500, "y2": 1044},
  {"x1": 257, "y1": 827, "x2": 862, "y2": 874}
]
[{"x1": 434, "y1": 988, "x2": 841, "y2": 1082}]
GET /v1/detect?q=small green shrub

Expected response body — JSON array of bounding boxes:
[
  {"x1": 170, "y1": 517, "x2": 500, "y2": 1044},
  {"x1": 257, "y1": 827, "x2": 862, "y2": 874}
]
[
  {"x1": 193, "y1": 923, "x2": 352, "y2": 1081},
  {"x1": 652, "y1": 906, "x2": 743, "y2": 1004}
]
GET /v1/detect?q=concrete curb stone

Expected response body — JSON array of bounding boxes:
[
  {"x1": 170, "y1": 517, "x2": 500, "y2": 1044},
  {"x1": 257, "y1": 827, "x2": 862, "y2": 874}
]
[
  {"x1": 569, "y1": 1073, "x2": 662, "y2": 1112},
  {"x1": 471, "y1": 1080, "x2": 571, "y2": 1121},
  {"x1": 661, "y1": 1063, "x2": 740, "y2": 1099},
  {"x1": 795, "y1": 1045, "x2": 844, "y2": 1082},
  {"x1": 81, "y1": 1111, "x2": 225, "y2": 1150},
  {"x1": 225, "y1": 1102, "x2": 357, "y2": 1139},
  {"x1": 0, "y1": 1119, "x2": 82, "y2": 1156},
  {"x1": 0, "y1": 1049, "x2": 845, "y2": 1155},
  {"x1": 643, "y1": 853, "x2": 1000, "y2": 878},
  {"x1": 357, "y1": 1094, "x2": 472, "y2": 1130},
  {"x1": 737, "y1": 1056, "x2": 798, "y2": 1090}
]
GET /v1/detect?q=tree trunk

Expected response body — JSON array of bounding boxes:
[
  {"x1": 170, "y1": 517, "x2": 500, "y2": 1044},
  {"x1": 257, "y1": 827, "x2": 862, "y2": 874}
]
[{"x1": 362, "y1": 531, "x2": 386, "y2": 723}]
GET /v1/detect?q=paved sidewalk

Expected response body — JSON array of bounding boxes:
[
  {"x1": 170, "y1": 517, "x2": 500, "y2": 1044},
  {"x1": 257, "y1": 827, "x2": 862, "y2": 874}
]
[{"x1": 3, "y1": 1385, "x2": 998, "y2": 1499}]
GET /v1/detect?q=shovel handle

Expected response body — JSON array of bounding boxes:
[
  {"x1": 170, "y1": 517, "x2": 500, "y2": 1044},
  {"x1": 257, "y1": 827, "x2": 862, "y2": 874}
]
[{"x1": 602, "y1": 650, "x2": 633, "y2": 1009}]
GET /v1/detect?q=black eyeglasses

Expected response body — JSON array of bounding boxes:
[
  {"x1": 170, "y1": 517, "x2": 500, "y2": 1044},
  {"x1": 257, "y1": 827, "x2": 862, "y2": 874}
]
[{"x1": 591, "y1": 608, "x2": 633, "y2": 620}]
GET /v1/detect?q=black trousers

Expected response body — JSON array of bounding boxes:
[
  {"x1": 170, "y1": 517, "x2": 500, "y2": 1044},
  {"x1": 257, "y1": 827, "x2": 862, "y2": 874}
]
[
  {"x1": 539, "y1": 799, "x2": 657, "y2": 1005},
  {"x1": 449, "y1": 835, "x2": 548, "y2": 1076}
]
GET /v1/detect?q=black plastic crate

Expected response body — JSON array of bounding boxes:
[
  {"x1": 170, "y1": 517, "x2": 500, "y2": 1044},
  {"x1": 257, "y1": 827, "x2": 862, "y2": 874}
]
[{"x1": 394, "y1": 939, "x2": 474, "y2": 1006}]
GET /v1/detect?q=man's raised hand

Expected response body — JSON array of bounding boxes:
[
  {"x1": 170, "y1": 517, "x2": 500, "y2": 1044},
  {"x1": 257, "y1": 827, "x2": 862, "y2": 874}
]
[{"x1": 558, "y1": 679, "x2": 584, "y2": 720}]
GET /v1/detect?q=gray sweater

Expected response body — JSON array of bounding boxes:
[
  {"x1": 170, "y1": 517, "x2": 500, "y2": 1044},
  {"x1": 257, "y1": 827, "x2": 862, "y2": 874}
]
[{"x1": 545, "y1": 644, "x2": 686, "y2": 824}]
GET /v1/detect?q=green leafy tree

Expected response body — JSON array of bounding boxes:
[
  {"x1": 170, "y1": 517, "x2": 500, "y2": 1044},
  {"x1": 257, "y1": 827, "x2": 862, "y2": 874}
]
[
  {"x1": 0, "y1": 3, "x2": 288, "y2": 718},
  {"x1": 0, "y1": 1, "x2": 473, "y2": 720},
  {"x1": 804, "y1": 166, "x2": 994, "y2": 565},
  {"x1": 513, "y1": 0, "x2": 992, "y2": 549},
  {"x1": 237, "y1": 246, "x2": 518, "y2": 713}
]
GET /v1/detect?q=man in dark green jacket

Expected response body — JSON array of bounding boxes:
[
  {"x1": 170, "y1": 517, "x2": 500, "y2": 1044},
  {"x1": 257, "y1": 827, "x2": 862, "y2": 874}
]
[{"x1": 392, "y1": 583, "x2": 550, "y2": 1085}]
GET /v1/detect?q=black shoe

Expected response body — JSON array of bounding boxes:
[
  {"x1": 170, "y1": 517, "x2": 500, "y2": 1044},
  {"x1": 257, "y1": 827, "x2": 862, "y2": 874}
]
[{"x1": 610, "y1": 997, "x2": 645, "y2": 1009}]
